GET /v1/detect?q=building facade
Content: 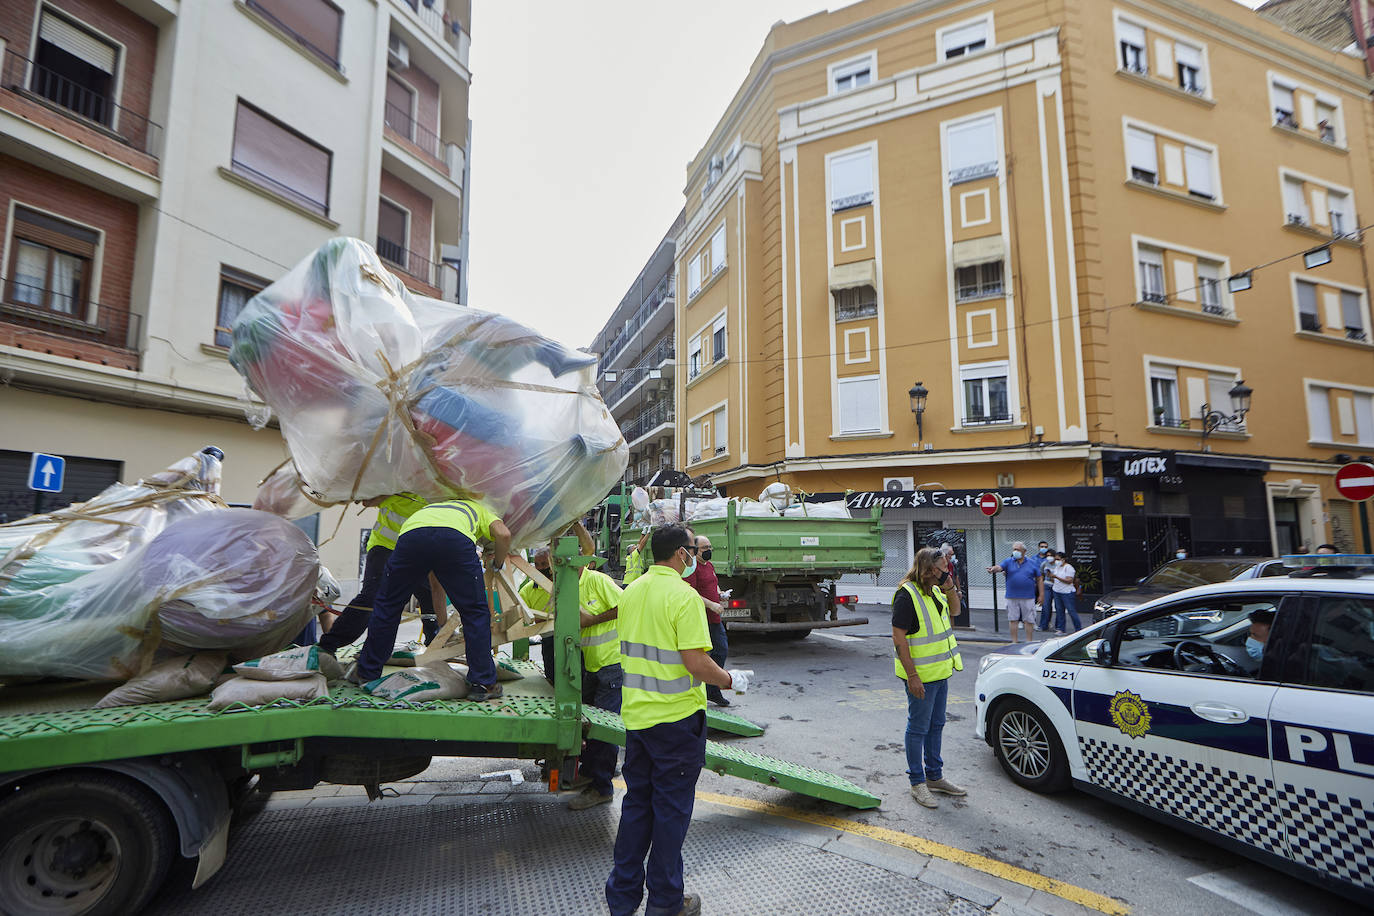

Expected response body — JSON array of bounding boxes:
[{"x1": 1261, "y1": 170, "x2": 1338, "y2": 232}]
[
  {"x1": 1, "y1": 0, "x2": 472, "y2": 588},
  {"x1": 591, "y1": 210, "x2": 682, "y2": 489},
  {"x1": 674, "y1": 0, "x2": 1374, "y2": 604}
]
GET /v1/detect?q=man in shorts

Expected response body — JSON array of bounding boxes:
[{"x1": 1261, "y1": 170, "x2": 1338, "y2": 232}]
[{"x1": 986, "y1": 541, "x2": 1042, "y2": 643}]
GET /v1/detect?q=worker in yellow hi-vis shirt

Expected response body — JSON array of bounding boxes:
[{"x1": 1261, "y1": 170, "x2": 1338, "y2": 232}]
[{"x1": 606, "y1": 525, "x2": 751, "y2": 916}]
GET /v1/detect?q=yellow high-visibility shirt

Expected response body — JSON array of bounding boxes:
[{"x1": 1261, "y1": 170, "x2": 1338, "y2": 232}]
[
  {"x1": 577, "y1": 568, "x2": 624, "y2": 672},
  {"x1": 365, "y1": 493, "x2": 427, "y2": 551},
  {"x1": 399, "y1": 499, "x2": 500, "y2": 543},
  {"x1": 617, "y1": 565, "x2": 712, "y2": 730}
]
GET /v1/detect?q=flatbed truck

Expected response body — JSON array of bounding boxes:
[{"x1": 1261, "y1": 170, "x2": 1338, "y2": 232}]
[{"x1": 0, "y1": 539, "x2": 878, "y2": 916}]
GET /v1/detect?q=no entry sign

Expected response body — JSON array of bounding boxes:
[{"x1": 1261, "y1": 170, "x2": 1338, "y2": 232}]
[
  {"x1": 1335, "y1": 462, "x2": 1374, "y2": 502},
  {"x1": 978, "y1": 492, "x2": 1003, "y2": 517}
]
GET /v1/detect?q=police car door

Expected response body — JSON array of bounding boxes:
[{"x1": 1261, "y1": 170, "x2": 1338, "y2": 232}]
[
  {"x1": 1267, "y1": 592, "x2": 1374, "y2": 898},
  {"x1": 1072, "y1": 595, "x2": 1282, "y2": 857}
]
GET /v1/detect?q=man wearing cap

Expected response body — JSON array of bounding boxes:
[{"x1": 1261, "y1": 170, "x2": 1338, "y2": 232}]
[
  {"x1": 606, "y1": 525, "x2": 747, "y2": 916},
  {"x1": 353, "y1": 498, "x2": 511, "y2": 700}
]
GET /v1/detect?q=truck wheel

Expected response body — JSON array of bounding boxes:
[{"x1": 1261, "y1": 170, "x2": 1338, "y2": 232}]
[
  {"x1": 0, "y1": 771, "x2": 176, "y2": 916},
  {"x1": 990, "y1": 699, "x2": 1070, "y2": 793}
]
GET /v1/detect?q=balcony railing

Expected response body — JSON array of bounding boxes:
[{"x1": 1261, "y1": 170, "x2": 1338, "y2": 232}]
[
  {"x1": 603, "y1": 339, "x2": 675, "y2": 406},
  {"x1": 599, "y1": 272, "x2": 676, "y2": 371},
  {"x1": 1, "y1": 46, "x2": 162, "y2": 156},
  {"x1": 1153, "y1": 415, "x2": 1189, "y2": 429},
  {"x1": 400, "y1": 0, "x2": 469, "y2": 60},
  {"x1": 623, "y1": 401, "x2": 675, "y2": 443},
  {"x1": 1346, "y1": 326, "x2": 1368, "y2": 342},
  {"x1": 384, "y1": 100, "x2": 462, "y2": 179},
  {"x1": 377, "y1": 237, "x2": 445, "y2": 289},
  {"x1": 2, "y1": 279, "x2": 141, "y2": 351},
  {"x1": 963, "y1": 412, "x2": 1013, "y2": 426},
  {"x1": 1299, "y1": 312, "x2": 1322, "y2": 332}
]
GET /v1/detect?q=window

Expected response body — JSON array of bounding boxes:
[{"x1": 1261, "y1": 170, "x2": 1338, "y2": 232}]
[
  {"x1": 688, "y1": 336, "x2": 701, "y2": 379},
  {"x1": 830, "y1": 149, "x2": 873, "y2": 210},
  {"x1": 1316, "y1": 99, "x2": 1338, "y2": 143},
  {"x1": 1126, "y1": 127, "x2": 1158, "y2": 184},
  {"x1": 1300, "y1": 597, "x2": 1374, "y2": 693},
  {"x1": 955, "y1": 261, "x2": 1003, "y2": 301},
  {"x1": 1342, "y1": 290, "x2": 1366, "y2": 341},
  {"x1": 215, "y1": 266, "x2": 267, "y2": 348},
  {"x1": 1116, "y1": 598, "x2": 1278, "y2": 669},
  {"x1": 947, "y1": 116, "x2": 997, "y2": 184},
  {"x1": 687, "y1": 256, "x2": 701, "y2": 297},
  {"x1": 1137, "y1": 247, "x2": 1165, "y2": 303},
  {"x1": 1150, "y1": 368, "x2": 1181, "y2": 427},
  {"x1": 687, "y1": 418, "x2": 703, "y2": 463},
  {"x1": 32, "y1": 10, "x2": 119, "y2": 125},
  {"x1": 832, "y1": 57, "x2": 872, "y2": 93},
  {"x1": 377, "y1": 198, "x2": 408, "y2": 267},
  {"x1": 1271, "y1": 82, "x2": 1296, "y2": 128},
  {"x1": 246, "y1": 0, "x2": 343, "y2": 69},
  {"x1": 1304, "y1": 384, "x2": 1374, "y2": 443},
  {"x1": 231, "y1": 101, "x2": 332, "y2": 215},
  {"x1": 1118, "y1": 21, "x2": 1147, "y2": 74},
  {"x1": 837, "y1": 376, "x2": 882, "y2": 433},
  {"x1": 384, "y1": 74, "x2": 415, "y2": 140},
  {"x1": 1198, "y1": 262, "x2": 1223, "y2": 314},
  {"x1": 709, "y1": 224, "x2": 726, "y2": 276},
  {"x1": 941, "y1": 20, "x2": 988, "y2": 59},
  {"x1": 1176, "y1": 44, "x2": 1204, "y2": 94},
  {"x1": 5, "y1": 207, "x2": 97, "y2": 316},
  {"x1": 711, "y1": 314, "x2": 726, "y2": 362},
  {"x1": 1296, "y1": 280, "x2": 1321, "y2": 332},
  {"x1": 1282, "y1": 174, "x2": 1309, "y2": 226},
  {"x1": 961, "y1": 363, "x2": 1010, "y2": 424},
  {"x1": 713, "y1": 406, "x2": 727, "y2": 454},
  {"x1": 1328, "y1": 190, "x2": 1353, "y2": 237},
  {"x1": 834, "y1": 285, "x2": 877, "y2": 321},
  {"x1": 1307, "y1": 386, "x2": 1333, "y2": 441},
  {"x1": 1184, "y1": 147, "x2": 1214, "y2": 199}
]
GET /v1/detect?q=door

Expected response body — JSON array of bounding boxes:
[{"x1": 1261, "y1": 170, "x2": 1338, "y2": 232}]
[
  {"x1": 1072, "y1": 595, "x2": 1283, "y2": 857},
  {"x1": 1272, "y1": 498, "x2": 1301, "y2": 555},
  {"x1": 1269, "y1": 594, "x2": 1374, "y2": 894},
  {"x1": 1145, "y1": 515, "x2": 1192, "y2": 570}
]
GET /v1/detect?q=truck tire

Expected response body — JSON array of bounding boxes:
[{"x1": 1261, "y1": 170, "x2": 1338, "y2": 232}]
[{"x1": 0, "y1": 771, "x2": 176, "y2": 916}]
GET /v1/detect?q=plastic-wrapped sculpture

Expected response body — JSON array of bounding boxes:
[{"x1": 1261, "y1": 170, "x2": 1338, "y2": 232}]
[{"x1": 229, "y1": 238, "x2": 627, "y2": 546}]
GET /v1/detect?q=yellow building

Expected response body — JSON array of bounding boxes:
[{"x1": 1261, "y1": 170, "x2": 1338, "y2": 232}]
[{"x1": 674, "y1": 0, "x2": 1374, "y2": 602}]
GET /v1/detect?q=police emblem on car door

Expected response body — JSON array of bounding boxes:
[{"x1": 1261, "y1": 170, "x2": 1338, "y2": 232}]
[{"x1": 1071, "y1": 596, "x2": 1284, "y2": 856}]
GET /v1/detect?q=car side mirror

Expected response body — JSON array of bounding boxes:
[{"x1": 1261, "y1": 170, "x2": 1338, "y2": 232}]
[
  {"x1": 1136, "y1": 576, "x2": 1147, "y2": 585},
  {"x1": 1086, "y1": 638, "x2": 1114, "y2": 665}
]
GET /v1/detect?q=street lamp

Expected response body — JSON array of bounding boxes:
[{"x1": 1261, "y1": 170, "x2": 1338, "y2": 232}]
[
  {"x1": 1303, "y1": 245, "x2": 1333, "y2": 269},
  {"x1": 909, "y1": 381, "x2": 929, "y2": 443},
  {"x1": 1198, "y1": 379, "x2": 1253, "y2": 453}
]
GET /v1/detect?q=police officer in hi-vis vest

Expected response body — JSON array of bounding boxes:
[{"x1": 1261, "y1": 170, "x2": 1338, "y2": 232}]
[
  {"x1": 606, "y1": 525, "x2": 752, "y2": 916},
  {"x1": 352, "y1": 498, "x2": 511, "y2": 700},
  {"x1": 891, "y1": 546, "x2": 968, "y2": 809},
  {"x1": 319, "y1": 493, "x2": 439, "y2": 654}
]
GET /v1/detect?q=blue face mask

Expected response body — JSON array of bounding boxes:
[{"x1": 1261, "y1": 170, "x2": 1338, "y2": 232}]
[
  {"x1": 1245, "y1": 636, "x2": 1264, "y2": 660},
  {"x1": 681, "y1": 550, "x2": 697, "y2": 579}
]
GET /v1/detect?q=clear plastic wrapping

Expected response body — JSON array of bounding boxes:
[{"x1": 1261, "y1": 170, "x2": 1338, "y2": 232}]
[{"x1": 229, "y1": 237, "x2": 627, "y2": 546}]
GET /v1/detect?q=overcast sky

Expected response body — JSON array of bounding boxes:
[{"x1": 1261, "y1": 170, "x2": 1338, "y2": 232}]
[{"x1": 465, "y1": 1, "x2": 1267, "y2": 350}]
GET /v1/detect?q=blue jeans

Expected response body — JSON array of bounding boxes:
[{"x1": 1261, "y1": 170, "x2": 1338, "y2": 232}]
[
  {"x1": 1037, "y1": 597, "x2": 1053, "y2": 631},
  {"x1": 606, "y1": 710, "x2": 706, "y2": 916},
  {"x1": 1053, "y1": 592, "x2": 1082, "y2": 632},
  {"x1": 582, "y1": 663, "x2": 623, "y2": 794},
  {"x1": 705, "y1": 621, "x2": 728, "y2": 703},
  {"x1": 320, "y1": 545, "x2": 436, "y2": 653},
  {"x1": 903, "y1": 676, "x2": 948, "y2": 785}
]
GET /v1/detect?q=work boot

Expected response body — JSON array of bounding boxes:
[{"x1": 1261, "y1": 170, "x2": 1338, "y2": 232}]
[
  {"x1": 567, "y1": 787, "x2": 613, "y2": 810},
  {"x1": 707, "y1": 690, "x2": 731, "y2": 708},
  {"x1": 664, "y1": 894, "x2": 700, "y2": 916},
  {"x1": 468, "y1": 682, "x2": 504, "y2": 702},
  {"x1": 342, "y1": 662, "x2": 367, "y2": 687},
  {"x1": 910, "y1": 783, "x2": 939, "y2": 808},
  {"x1": 927, "y1": 777, "x2": 967, "y2": 797}
]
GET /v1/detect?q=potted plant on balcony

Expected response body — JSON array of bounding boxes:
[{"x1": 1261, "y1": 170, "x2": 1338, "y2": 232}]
[{"x1": 1153, "y1": 406, "x2": 1166, "y2": 427}]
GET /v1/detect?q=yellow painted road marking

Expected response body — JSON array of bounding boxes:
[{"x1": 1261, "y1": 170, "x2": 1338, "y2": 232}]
[{"x1": 692, "y1": 790, "x2": 1130, "y2": 916}]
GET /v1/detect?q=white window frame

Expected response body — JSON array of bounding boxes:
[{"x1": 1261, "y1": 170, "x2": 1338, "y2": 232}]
[
  {"x1": 1131, "y1": 234, "x2": 1235, "y2": 317},
  {"x1": 959, "y1": 360, "x2": 1011, "y2": 426},
  {"x1": 1113, "y1": 12, "x2": 1213, "y2": 99},
  {"x1": 686, "y1": 255, "x2": 701, "y2": 298},
  {"x1": 836, "y1": 374, "x2": 884, "y2": 435},
  {"x1": 1175, "y1": 42, "x2": 1204, "y2": 94},
  {"x1": 936, "y1": 13, "x2": 993, "y2": 60},
  {"x1": 1290, "y1": 272, "x2": 1369, "y2": 341},
  {"x1": 1278, "y1": 167, "x2": 1355, "y2": 236},
  {"x1": 709, "y1": 223, "x2": 726, "y2": 276},
  {"x1": 1304, "y1": 378, "x2": 1374, "y2": 446},
  {"x1": 688, "y1": 400, "x2": 728, "y2": 462},
  {"x1": 945, "y1": 112, "x2": 1000, "y2": 185},
  {"x1": 1136, "y1": 245, "x2": 1166, "y2": 303},
  {"x1": 31, "y1": 7, "x2": 128, "y2": 126},
  {"x1": 954, "y1": 260, "x2": 1004, "y2": 302},
  {"x1": 1116, "y1": 18, "x2": 1148, "y2": 75},
  {"x1": 1121, "y1": 118, "x2": 1222, "y2": 204},
  {"x1": 710, "y1": 310, "x2": 727, "y2": 363},
  {"x1": 1148, "y1": 365, "x2": 1181, "y2": 427},
  {"x1": 1125, "y1": 127, "x2": 1158, "y2": 185},
  {"x1": 713, "y1": 404, "x2": 728, "y2": 455},
  {"x1": 828, "y1": 146, "x2": 874, "y2": 211},
  {"x1": 1267, "y1": 71, "x2": 1345, "y2": 145},
  {"x1": 1141, "y1": 355, "x2": 1244, "y2": 433},
  {"x1": 688, "y1": 334, "x2": 702, "y2": 379},
  {"x1": 687, "y1": 416, "x2": 704, "y2": 464},
  {"x1": 828, "y1": 52, "x2": 875, "y2": 95}
]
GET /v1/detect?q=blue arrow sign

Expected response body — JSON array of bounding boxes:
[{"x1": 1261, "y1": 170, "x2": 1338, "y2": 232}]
[{"x1": 28, "y1": 453, "x2": 65, "y2": 493}]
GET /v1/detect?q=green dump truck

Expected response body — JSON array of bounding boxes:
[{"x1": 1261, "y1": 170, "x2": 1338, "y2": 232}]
[
  {"x1": 688, "y1": 503, "x2": 884, "y2": 638},
  {"x1": 0, "y1": 538, "x2": 877, "y2": 916}
]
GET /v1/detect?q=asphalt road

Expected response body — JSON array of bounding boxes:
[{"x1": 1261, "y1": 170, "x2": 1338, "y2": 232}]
[{"x1": 698, "y1": 605, "x2": 1362, "y2": 916}]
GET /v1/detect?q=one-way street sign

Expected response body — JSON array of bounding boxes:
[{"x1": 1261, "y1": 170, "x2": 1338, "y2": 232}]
[{"x1": 28, "y1": 453, "x2": 66, "y2": 493}]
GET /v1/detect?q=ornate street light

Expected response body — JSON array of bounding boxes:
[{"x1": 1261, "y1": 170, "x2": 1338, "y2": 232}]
[
  {"x1": 909, "y1": 382, "x2": 929, "y2": 443},
  {"x1": 1199, "y1": 379, "x2": 1253, "y2": 453}
]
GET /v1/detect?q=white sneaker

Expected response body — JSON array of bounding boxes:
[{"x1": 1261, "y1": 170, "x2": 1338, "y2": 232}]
[
  {"x1": 927, "y1": 777, "x2": 967, "y2": 797},
  {"x1": 910, "y1": 783, "x2": 939, "y2": 808}
]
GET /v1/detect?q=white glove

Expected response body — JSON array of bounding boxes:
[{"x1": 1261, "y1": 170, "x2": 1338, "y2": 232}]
[{"x1": 727, "y1": 669, "x2": 755, "y2": 695}]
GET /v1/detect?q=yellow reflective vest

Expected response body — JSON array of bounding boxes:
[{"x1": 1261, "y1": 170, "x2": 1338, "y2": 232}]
[
  {"x1": 365, "y1": 493, "x2": 427, "y2": 551},
  {"x1": 618, "y1": 565, "x2": 712, "y2": 730},
  {"x1": 623, "y1": 547, "x2": 647, "y2": 584},
  {"x1": 894, "y1": 582, "x2": 963, "y2": 683},
  {"x1": 398, "y1": 498, "x2": 499, "y2": 543}
]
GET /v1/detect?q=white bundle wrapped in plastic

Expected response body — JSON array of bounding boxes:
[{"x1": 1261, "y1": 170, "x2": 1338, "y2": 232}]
[
  {"x1": 228, "y1": 237, "x2": 627, "y2": 547},
  {"x1": 782, "y1": 501, "x2": 853, "y2": 518}
]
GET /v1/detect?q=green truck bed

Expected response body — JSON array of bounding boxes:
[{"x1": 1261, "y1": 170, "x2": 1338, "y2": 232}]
[{"x1": 690, "y1": 502, "x2": 884, "y2": 577}]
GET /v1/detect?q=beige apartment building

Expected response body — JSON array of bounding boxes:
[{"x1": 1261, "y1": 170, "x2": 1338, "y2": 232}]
[
  {"x1": 591, "y1": 210, "x2": 683, "y2": 489},
  {"x1": 674, "y1": 0, "x2": 1374, "y2": 602},
  {"x1": 0, "y1": 0, "x2": 471, "y2": 588}
]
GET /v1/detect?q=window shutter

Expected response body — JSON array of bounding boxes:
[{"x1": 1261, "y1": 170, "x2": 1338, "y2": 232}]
[
  {"x1": 1307, "y1": 387, "x2": 1333, "y2": 441},
  {"x1": 13, "y1": 207, "x2": 98, "y2": 257},
  {"x1": 232, "y1": 102, "x2": 332, "y2": 213},
  {"x1": 378, "y1": 199, "x2": 407, "y2": 245},
  {"x1": 838, "y1": 377, "x2": 881, "y2": 433},
  {"x1": 1125, "y1": 128, "x2": 1157, "y2": 173},
  {"x1": 40, "y1": 12, "x2": 117, "y2": 74},
  {"x1": 710, "y1": 225, "x2": 726, "y2": 272},
  {"x1": 1184, "y1": 147, "x2": 1213, "y2": 197},
  {"x1": 830, "y1": 151, "x2": 873, "y2": 206},
  {"x1": 947, "y1": 117, "x2": 998, "y2": 174},
  {"x1": 251, "y1": 0, "x2": 342, "y2": 64},
  {"x1": 1175, "y1": 44, "x2": 1202, "y2": 69},
  {"x1": 1117, "y1": 22, "x2": 1146, "y2": 47},
  {"x1": 942, "y1": 22, "x2": 987, "y2": 54}
]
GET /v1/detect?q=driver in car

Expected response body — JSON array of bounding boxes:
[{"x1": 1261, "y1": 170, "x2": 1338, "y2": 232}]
[{"x1": 1246, "y1": 608, "x2": 1273, "y2": 662}]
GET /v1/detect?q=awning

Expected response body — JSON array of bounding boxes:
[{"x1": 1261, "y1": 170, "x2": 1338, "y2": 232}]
[
  {"x1": 951, "y1": 235, "x2": 1005, "y2": 268},
  {"x1": 828, "y1": 259, "x2": 876, "y2": 291}
]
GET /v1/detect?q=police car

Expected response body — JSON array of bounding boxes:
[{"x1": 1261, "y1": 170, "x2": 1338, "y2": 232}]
[{"x1": 973, "y1": 556, "x2": 1374, "y2": 906}]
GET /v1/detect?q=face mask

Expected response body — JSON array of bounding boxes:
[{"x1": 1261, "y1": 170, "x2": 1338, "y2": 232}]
[
  {"x1": 1176, "y1": 551, "x2": 1186, "y2": 560},
  {"x1": 1039, "y1": 548, "x2": 1048, "y2": 555},
  {"x1": 1245, "y1": 636, "x2": 1264, "y2": 660},
  {"x1": 702, "y1": 549, "x2": 713, "y2": 562},
  {"x1": 1012, "y1": 550, "x2": 1024, "y2": 560},
  {"x1": 681, "y1": 549, "x2": 697, "y2": 578}
]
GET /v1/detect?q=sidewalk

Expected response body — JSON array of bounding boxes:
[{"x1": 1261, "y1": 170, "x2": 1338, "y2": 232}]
[{"x1": 953, "y1": 604, "x2": 1091, "y2": 644}]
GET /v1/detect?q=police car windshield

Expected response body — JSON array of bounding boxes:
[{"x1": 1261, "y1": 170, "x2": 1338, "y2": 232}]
[{"x1": 1146, "y1": 559, "x2": 1256, "y2": 589}]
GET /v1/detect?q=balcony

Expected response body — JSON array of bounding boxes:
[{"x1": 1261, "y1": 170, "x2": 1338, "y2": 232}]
[
  {"x1": 0, "y1": 45, "x2": 162, "y2": 168},
  {"x1": 598, "y1": 272, "x2": 675, "y2": 373},
  {"x1": 1, "y1": 278, "x2": 141, "y2": 367},
  {"x1": 378, "y1": 238, "x2": 446, "y2": 297},
  {"x1": 384, "y1": 101, "x2": 463, "y2": 184},
  {"x1": 623, "y1": 400, "x2": 675, "y2": 445},
  {"x1": 603, "y1": 338, "x2": 674, "y2": 407},
  {"x1": 397, "y1": 0, "x2": 470, "y2": 68},
  {"x1": 963, "y1": 412, "x2": 1013, "y2": 426}
]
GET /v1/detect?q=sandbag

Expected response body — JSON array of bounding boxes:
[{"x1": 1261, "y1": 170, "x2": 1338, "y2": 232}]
[
  {"x1": 208, "y1": 673, "x2": 328, "y2": 710},
  {"x1": 783, "y1": 501, "x2": 852, "y2": 518},
  {"x1": 363, "y1": 665, "x2": 468, "y2": 701},
  {"x1": 234, "y1": 645, "x2": 343, "y2": 681},
  {"x1": 94, "y1": 652, "x2": 227, "y2": 708}
]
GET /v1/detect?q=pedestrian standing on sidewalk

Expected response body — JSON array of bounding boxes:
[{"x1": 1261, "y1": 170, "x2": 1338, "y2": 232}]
[
  {"x1": 893, "y1": 547, "x2": 966, "y2": 809},
  {"x1": 986, "y1": 541, "x2": 1042, "y2": 643},
  {"x1": 1037, "y1": 543, "x2": 1056, "y2": 632},
  {"x1": 606, "y1": 525, "x2": 744, "y2": 916},
  {"x1": 1049, "y1": 551, "x2": 1083, "y2": 634},
  {"x1": 685, "y1": 535, "x2": 731, "y2": 707}
]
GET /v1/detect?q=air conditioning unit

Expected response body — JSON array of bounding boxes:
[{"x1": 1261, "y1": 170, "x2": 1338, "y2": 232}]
[
  {"x1": 883, "y1": 476, "x2": 914, "y2": 492},
  {"x1": 997, "y1": 472, "x2": 1015, "y2": 488},
  {"x1": 388, "y1": 34, "x2": 410, "y2": 70}
]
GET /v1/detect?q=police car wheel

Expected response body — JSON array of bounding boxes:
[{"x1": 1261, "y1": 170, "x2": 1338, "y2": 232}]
[{"x1": 990, "y1": 699, "x2": 1070, "y2": 793}]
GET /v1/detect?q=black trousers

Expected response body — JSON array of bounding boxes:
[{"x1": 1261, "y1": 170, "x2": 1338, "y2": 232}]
[{"x1": 319, "y1": 544, "x2": 437, "y2": 653}]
